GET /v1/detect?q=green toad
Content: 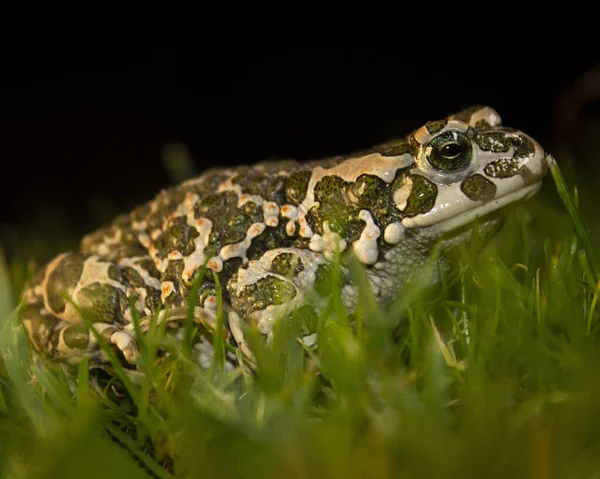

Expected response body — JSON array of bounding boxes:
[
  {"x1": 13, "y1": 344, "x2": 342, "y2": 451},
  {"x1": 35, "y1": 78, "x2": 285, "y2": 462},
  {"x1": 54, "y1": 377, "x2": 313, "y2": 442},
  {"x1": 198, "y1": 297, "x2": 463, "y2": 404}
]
[{"x1": 21, "y1": 106, "x2": 549, "y2": 371}]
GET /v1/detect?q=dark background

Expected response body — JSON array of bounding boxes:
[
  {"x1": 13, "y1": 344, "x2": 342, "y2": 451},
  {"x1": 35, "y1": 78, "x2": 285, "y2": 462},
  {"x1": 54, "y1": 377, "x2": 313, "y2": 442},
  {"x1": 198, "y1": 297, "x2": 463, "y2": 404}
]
[{"x1": 1, "y1": 48, "x2": 598, "y2": 263}]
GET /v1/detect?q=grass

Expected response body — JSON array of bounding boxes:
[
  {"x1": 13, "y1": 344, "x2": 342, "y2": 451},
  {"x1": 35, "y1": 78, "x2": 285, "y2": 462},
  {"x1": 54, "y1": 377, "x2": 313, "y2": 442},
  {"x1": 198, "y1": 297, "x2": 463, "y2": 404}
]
[{"x1": 2, "y1": 155, "x2": 600, "y2": 478}]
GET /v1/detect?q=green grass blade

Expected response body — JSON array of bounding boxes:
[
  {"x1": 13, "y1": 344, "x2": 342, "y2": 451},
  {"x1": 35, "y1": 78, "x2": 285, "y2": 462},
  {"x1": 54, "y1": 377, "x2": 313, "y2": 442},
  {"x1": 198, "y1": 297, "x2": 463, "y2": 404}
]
[{"x1": 548, "y1": 154, "x2": 600, "y2": 278}]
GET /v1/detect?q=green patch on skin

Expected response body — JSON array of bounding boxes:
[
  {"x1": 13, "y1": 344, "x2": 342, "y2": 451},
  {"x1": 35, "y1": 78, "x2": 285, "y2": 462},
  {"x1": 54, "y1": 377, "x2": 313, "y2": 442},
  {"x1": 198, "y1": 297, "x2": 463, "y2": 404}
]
[
  {"x1": 122, "y1": 267, "x2": 145, "y2": 288},
  {"x1": 377, "y1": 142, "x2": 411, "y2": 157},
  {"x1": 163, "y1": 261, "x2": 186, "y2": 308},
  {"x1": 146, "y1": 188, "x2": 188, "y2": 233},
  {"x1": 426, "y1": 119, "x2": 448, "y2": 135},
  {"x1": 350, "y1": 175, "x2": 385, "y2": 209},
  {"x1": 137, "y1": 258, "x2": 161, "y2": 279},
  {"x1": 351, "y1": 174, "x2": 403, "y2": 227},
  {"x1": 513, "y1": 136, "x2": 535, "y2": 158},
  {"x1": 285, "y1": 171, "x2": 312, "y2": 206},
  {"x1": 232, "y1": 170, "x2": 287, "y2": 205},
  {"x1": 402, "y1": 175, "x2": 438, "y2": 218},
  {"x1": 164, "y1": 260, "x2": 184, "y2": 280},
  {"x1": 309, "y1": 203, "x2": 363, "y2": 242},
  {"x1": 107, "y1": 264, "x2": 123, "y2": 282},
  {"x1": 150, "y1": 234, "x2": 169, "y2": 260},
  {"x1": 144, "y1": 288, "x2": 162, "y2": 314},
  {"x1": 235, "y1": 275, "x2": 297, "y2": 315},
  {"x1": 45, "y1": 253, "x2": 85, "y2": 315},
  {"x1": 484, "y1": 158, "x2": 524, "y2": 178},
  {"x1": 62, "y1": 323, "x2": 90, "y2": 350},
  {"x1": 473, "y1": 132, "x2": 511, "y2": 153},
  {"x1": 119, "y1": 265, "x2": 161, "y2": 312},
  {"x1": 246, "y1": 222, "x2": 296, "y2": 262},
  {"x1": 461, "y1": 174, "x2": 497, "y2": 202},
  {"x1": 311, "y1": 176, "x2": 361, "y2": 240},
  {"x1": 242, "y1": 201, "x2": 261, "y2": 218},
  {"x1": 223, "y1": 213, "x2": 253, "y2": 246},
  {"x1": 310, "y1": 174, "x2": 402, "y2": 243},
  {"x1": 194, "y1": 191, "x2": 262, "y2": 255},
  {"x1": 271, "y1": 253, "x2": 304, "y2": 277},
  {"x1": 314, "y1": 176, "x2": 349, "y2": 204},
  {"x1": 77, "y1": 282, "x2": 128, "y2": 324},
  {"x1": 165, "y1": 216, "x2": 200, "y2": 256}
]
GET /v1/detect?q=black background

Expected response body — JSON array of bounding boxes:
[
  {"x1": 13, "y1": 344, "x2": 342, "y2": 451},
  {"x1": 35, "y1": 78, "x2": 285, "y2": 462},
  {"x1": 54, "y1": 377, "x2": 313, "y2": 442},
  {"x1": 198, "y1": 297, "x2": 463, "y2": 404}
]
[{"x1": 0, "y1": 48, "x2": 597, "y2": 261}]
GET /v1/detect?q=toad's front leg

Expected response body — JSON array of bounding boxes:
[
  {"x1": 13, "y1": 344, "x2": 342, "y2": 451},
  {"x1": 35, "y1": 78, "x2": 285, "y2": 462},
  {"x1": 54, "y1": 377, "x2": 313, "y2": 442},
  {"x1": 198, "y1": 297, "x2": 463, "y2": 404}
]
[{"x1": 226, "y1": 247, "x2": 332, "y2": 358}]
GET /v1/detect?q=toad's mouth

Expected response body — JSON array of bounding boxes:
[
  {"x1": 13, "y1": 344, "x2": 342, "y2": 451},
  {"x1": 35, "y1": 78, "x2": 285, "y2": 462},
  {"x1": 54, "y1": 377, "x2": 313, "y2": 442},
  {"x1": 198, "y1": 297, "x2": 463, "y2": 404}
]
[{"x1": 414, "y1": 180, "x2": 543, "y2": 236}]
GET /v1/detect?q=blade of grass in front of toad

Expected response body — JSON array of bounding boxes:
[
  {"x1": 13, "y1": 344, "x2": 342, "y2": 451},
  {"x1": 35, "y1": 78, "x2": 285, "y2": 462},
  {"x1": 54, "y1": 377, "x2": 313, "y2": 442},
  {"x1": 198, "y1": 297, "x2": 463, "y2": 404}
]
[
  {"x1": 548, "y1": 154, "x2": 600, "y2": 279},
  {"x1": 0, "y1": 245, "x2": 14, "y2": 413},
  {"x1": 209, "y1": 272, "x2": 227, "y2": 377},
  {"x1": 0, "y1": 303, "x2": 60, "y2": 435}
]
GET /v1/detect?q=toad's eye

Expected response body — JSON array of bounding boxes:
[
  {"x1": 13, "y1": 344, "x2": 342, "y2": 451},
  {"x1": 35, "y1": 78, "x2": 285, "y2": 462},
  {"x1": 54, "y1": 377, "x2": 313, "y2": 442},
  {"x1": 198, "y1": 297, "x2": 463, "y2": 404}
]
[{"x1": 426, "y1": 131, "x2": 472, "y2": 172}]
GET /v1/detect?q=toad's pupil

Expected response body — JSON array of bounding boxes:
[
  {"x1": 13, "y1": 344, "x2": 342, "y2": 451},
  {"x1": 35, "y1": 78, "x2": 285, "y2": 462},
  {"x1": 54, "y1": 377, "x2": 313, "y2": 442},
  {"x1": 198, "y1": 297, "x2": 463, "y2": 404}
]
[{"x1": 440, "y1": 143, "x2": 463, "y2": 158}]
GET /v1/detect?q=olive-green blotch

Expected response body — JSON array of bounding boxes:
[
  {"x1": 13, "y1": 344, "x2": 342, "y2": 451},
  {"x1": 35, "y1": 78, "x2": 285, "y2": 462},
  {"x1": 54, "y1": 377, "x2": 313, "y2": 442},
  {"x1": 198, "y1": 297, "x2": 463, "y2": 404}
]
[
  {"x1": 236, "y1": 275, "x2": 297, "y2": 315},
  {"x1": 403, "y1": 175, "x2": 438, "y2": 217},
  {"x1": 426, "y1": 119, "x2": 448, "y2": 135},
  {"x1": 461, "y1": 174, "x2": 497, "y2": 202},
  {"x1": 313, "y1": 175, "x2": 348, "y2": 204},
  {"x1": 473, "y1": 132, "x2": 510, "y2": 153},
  {"x1": 285, "y1": 171, "x2": 312, "y2": 205},
  {"x1": 77, "y1": 282, "x2": 127, "y2": 324},
  {"x1": 166, "y1": 216, "x2": 200, "y2": 256},
  {"x1": 377, "y1": 142, "x2": 411, "y2": 157},
  {"x1": 513, "y1": 136, "x2": 535, "y2": 158},
  {"x1": 484, "y1": 158, "x2": 523, "y2": 178},
  {"x1": 232, "y1": 169, "x2": 287, "y2": 204},
  {"x1": 122, "y1": 266, "x2": 145, "y2": 288},
  {"x1": 62, "y1": 323, "x2": 90, "y2": 350},
  {"x1": 193, "y1": 191, "x2": 261, "y2": 255},
  {"x1": 45, "y1": 253, "x2": 85, "y2": 315},
  {"x1": 271, "y1": 252, "x2": 304, "y2": 277}
]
